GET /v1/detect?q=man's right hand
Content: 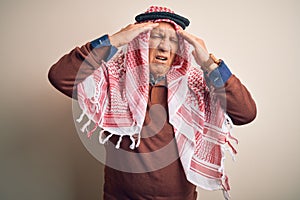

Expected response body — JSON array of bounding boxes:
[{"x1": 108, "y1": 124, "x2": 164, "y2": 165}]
[{"x1": 109, "y1": 22, "x2": 159, "y2": 47}]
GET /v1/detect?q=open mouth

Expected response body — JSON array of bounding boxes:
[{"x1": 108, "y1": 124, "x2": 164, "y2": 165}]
[{"x1": 155, "y1": 56, "x2": 168, "y2": 61}]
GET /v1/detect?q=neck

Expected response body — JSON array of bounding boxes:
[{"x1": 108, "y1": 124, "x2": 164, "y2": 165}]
[{"x1": 149, "y1": 73, "x2": 166, "y2": 86}]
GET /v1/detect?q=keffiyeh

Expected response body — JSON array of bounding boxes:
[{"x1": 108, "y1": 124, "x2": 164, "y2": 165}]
[{"x1": 76, "y1": 6, "x2": 238, "y2": 199}]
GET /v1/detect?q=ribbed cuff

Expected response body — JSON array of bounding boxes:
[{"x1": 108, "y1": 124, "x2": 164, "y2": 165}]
[
  {"x1": 90, "y1": 34, "x2": 118, "y2": 61},
  {"x1": 207, "y1": 60, "x2": 232, "y2": 87}
]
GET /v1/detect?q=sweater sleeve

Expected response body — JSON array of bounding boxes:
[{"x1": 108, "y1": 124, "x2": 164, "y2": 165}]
[
  {"x1": 214, "y1": 75, "x2": 257, "y2": 125},
  {"x1": 48, "y1": 43, "x2": 111, "y2": 99}
]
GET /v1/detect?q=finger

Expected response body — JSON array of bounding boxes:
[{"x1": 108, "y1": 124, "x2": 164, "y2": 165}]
[
  {"x1": 144, "y1": 22, "x2": 159, "y2": 26},
  {"x1": 192, "y1": 50, "x2": 196, "y2": 58},
  {"x1": 192, "y1": 50, "x2": 200, "y2": 62},
  {"x1": 141, "y1": 22, "x2": 159, "y2": 29},
  {"x1": 136, "y1": 22, "x2": 159, "y2": 28},
  {"x1": 178, "y1": 30, "x2": 208, "y2": 52},
  {"x1": 177, "y1": 30, "x2": 197, "y2": 45},
  {"x1": 194, "y1": 38, "x2": 208, "y2": 52},
  {"x1": 134, "y1": 22, "x2": 159, "y2": 34}
]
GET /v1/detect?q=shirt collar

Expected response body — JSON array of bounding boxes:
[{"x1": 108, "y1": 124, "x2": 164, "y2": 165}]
[{"x1": 149, "y1": 73, "x2": 166, "y2": 86}]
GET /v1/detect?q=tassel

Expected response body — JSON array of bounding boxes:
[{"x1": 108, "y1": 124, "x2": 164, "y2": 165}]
[
  {"x1": 135, "y1": 133, "x2": 141, "y2": 148},
  {"x1": 87, "y1": 123, "x2": 98, "y2": 138},
  {"x1": 129, "y1": 135, "x2": 136, "y2": 150},
  {"x1": 98, "y1": 129, "x2": 106, "y2": 144},
  {"x1": 218, "y1": 163, "x2": 224, "y2": 173},
  {"x1": 95, "y1": 103, "x2": 100, "y2": 113},
  {"x1": 228, "y1": 132, "x2": 238, "y2": 144},
  {"x1": 90, "y1": 97, "x2": 100, "y2": 113},
  {"x1": 76, "y1": 110, "x2": 86, "y2": 123},
  {"x1": 115, "y1": 135, "x2": 123, "y2": 149},
  {"x1": 80, "y1": 119, "x2": 91, "y2": 133},
  {"x1": 221, "y1": 175, "x2": 231, "y2": 199},
  {"x1": 224, "y1": 137, "x2": 237, "y2": 161},
  {"x1": 227, "y1": 140, "x2": 237, "y2": 154},
  {"x1": 222, "y1": 189, "x2": 231, "y2": 200},
  {"x1": 101, "y1": 133, "x2": 113, "y2": 144},
  {"x1": 224, "y1": 146, "x2": 236, "y2": 162}
]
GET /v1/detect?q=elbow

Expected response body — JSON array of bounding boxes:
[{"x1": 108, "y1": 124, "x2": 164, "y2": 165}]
[
  {"x1": 241, "y1": 106, "x2": 257, "y2": 125},
  {"x1": 48, "y1": 65, "x2": 61, "y2": 92},
  {"x1": 231, "y1": 102, "x2": 257, "y2": 126},
  {"x1": 48, "y1": 65, "x2": 75, "y2": 99},
  {"x1": 245, "y1": 100, "x2": 257, "y2": 124},
  {"x1": 48, "y1": 66, "x2": 57, "y2": 87}
]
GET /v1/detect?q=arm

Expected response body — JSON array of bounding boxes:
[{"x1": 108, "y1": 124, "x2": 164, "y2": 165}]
[
  {"x1": 48, "y1": 23, "x2": 159, "y2": 99},
  {"x1": 178, "y1": 30, "x2": 257, "y2": 125},
  {"x1": 48, "y1": 41, "x2": 111, "y2": 98},
  {"x1": 205, "y1": 61, "x2": 257, "y2": 125},
  {"x1": 214, "y1": 74, "x2": 257, "y2": 125}
]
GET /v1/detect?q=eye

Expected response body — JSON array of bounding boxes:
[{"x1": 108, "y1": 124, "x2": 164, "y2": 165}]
[
  {"x1": 150, "y1": 33, "x2": 162, "y2": 39},
  {"x1": 170, "y1": 37, "x2": 178, "y2": 43}
]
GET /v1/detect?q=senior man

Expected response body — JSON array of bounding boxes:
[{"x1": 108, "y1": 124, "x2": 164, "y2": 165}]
[{"x1": 48, "y1": 6, "x2": 256, "y2": 200}]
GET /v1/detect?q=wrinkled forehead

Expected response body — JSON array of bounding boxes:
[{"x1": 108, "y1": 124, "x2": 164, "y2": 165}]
[
  {"x1": 152, "y1": 18, "x2": 182, "y2": 31},
  {"x1": 151, "y1": 22, "x2": 178, "y2": 36}
]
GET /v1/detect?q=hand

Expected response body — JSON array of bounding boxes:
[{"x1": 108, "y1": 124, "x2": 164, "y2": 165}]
[
  {"x1": 178, "y1": 30, "x2": 217, "y2": 72},
  {"x1": 109, "y1": 22, "x2": 159, "y2": 47}
]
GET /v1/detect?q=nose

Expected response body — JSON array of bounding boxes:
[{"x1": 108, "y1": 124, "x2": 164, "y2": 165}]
[{"x1": 158, "y1": 39, "x2": 171, "y2": 52}]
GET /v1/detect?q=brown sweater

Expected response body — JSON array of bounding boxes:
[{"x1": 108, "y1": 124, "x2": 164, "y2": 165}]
[{"x1": 48, "y1": 43, "x2": 256, "y2": 199}]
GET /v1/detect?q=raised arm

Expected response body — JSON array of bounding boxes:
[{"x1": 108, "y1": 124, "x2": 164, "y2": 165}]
[
  {"x1": 178, "y1": 30, "x2": 257, "y2": 125},
  {"x1": 215, "y1": 75, "x2": 257, "y2": 125},
  {"x1": 48, "y1": 42, "x2": 111, "y2": 98},
  {"x1": 48, "y1": 22, "x2": 159, "y2": 99}
]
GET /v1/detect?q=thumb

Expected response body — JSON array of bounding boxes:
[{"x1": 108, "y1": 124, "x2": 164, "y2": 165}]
[
  {"x1": 192, "y1": 50, "x2": 197, "y2": 58},
  {"x1": 191, "y1": 50, "x2": 202, "y2": 66}
]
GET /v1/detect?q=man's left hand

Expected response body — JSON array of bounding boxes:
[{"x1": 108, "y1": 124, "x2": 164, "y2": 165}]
[{"x1": 178, "y1": 30, "x2": 217, "y2": 72}]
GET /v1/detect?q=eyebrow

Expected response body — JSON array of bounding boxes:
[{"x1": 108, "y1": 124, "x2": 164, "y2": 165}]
[{"x1": 151, "y1": 28, "x2": 177, "y2": 36}]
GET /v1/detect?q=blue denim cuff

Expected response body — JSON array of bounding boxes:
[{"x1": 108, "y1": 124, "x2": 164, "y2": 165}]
[
  {"x1": 90, "y1": 34, "x2": 118, "y2": 61},
  {"x1": 207, "y1": 60, "x2": 232, "y2": 88}
]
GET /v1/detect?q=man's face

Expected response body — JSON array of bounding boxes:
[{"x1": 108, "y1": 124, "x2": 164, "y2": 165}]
[{"x1": 148, "y1": 22, "x2": 179, "y2": 78}]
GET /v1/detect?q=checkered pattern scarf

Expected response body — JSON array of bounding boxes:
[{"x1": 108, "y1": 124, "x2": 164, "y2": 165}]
[{"x1": 76, "y1": 6, "x2": 237, "y2": 199}]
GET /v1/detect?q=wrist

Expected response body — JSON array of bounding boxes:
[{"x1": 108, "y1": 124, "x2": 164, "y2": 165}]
[
  {"x1": 108, "y1": 35, "x2": 117, "y2": 47},
  {"x1": 202, "y1": 53, "x2": 221, "y2": 74},
  {"x1": 108, "y1": 34, "x2": 122, "y2": 48},
  {"x1": 206, "y1": 60, "x2": 232, "y2": 87},
  {"x1": 91, "y1": 34, "x2": 112, "y2": 49},
  {"x1": 204, "y1": 63, "x2": 218, "y2": 75},
  {"x1": 90, "y1": 34, "x2": 118, "y2": 61}
]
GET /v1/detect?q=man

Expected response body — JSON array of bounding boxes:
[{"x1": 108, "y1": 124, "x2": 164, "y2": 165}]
[{"x1": 48, "y1": 6, "x2": 256, "y2": 200}]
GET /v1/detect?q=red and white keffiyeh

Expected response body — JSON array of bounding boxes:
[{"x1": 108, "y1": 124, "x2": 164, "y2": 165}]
[{"x1": 76, "y1": 6, "x2": 237, "y2": 199}]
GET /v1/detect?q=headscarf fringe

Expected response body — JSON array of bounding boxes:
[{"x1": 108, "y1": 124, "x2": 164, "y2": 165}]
[
  {"x1": 100, "y1": 132, "x2": 114, "y2": 144},
  {"x1": 129, "y1": 135, "x2": 136, "y2": 149},
  {"x1": 76, "y1": 109, "x2": 86, "y2": 123},
  {"x1": 135, "y1": 133, "x2": 141, "y2": 147},
  {"x1": 87, "y1": 123, "x2": 98, "y2": 138},
  {"x1": 80, "y1": 119, "x2": 91, "y2": 133},
  {"x1": 222, "y1": 189, "x2": 231, "y2": 200},
  {"x1": 98, "y1": 129, "x2": 106, "y2": 144},
  {"x1": 115, "y1": 135, "x2": 123, "y2": 149}
]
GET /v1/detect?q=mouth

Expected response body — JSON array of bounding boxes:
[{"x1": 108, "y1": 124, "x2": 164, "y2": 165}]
[{"x1": 155, "y1": 55, "x2": 168, "y2": 62}]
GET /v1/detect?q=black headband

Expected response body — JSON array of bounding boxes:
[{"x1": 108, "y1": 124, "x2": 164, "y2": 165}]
[{"x1": 135, "y1": 12, "x2": 190, "y2": 30}]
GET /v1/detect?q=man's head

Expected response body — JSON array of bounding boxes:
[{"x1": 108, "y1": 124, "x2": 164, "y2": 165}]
[
  {"x1": 148, "y1": 22, "x2": 178, "y2": 78},
  {"x1": 135, "y1": 6, "x2": 190, "y2": 78}
]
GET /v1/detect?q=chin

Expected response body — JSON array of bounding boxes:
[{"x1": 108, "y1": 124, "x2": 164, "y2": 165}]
[{"x1": 150, "y1": 70, "x2": 170, "y2": 78}]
